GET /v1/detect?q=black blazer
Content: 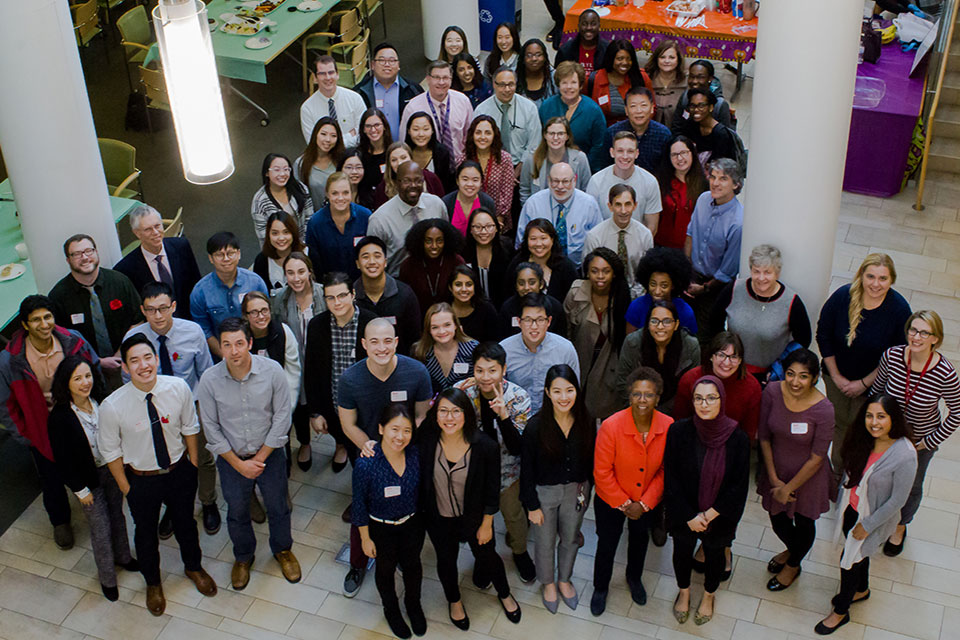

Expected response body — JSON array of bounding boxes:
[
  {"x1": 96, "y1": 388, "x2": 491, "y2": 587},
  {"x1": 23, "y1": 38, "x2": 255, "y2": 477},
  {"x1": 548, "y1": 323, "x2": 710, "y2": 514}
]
[
  {"x1": 113, "y1": 237, "x2": 202, "y2": 319},
  {"x1": 418, "y1": 421, "x2": 501, "y2": 534},
  {"x1": 304, "y1": 307, "x2": 376, "y2": 420},
  {"x1": 554, "y1": 36, "x2": 609, "y2": 70},
  {"x1": 442, "y1": 191, "x2": 497, "y2": 223},
  {"x1": 462, "y1": 236, "x2": 514, "y2": 308},
  {"x1": 48, "y1": 403, "x2": 100, "y2": 494},
  {"x1": 354, "y1": 74, "x2": 424, "y2": 122},
  {"x1": 663, "y1": 418, "x2": 749, "y2": 545}
]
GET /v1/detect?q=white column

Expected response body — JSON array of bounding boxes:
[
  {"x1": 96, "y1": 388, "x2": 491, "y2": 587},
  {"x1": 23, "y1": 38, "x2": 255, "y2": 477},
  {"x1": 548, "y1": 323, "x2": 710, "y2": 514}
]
[
  {"x1": 420, "y1": 0, "x2": 480, "y2": 60},
  {"x1": 740, "y1": 0, "x2": 863, "y2": 317},
  {"x1": 0, "y1": 0, "x2": 120, "y2": 293}
]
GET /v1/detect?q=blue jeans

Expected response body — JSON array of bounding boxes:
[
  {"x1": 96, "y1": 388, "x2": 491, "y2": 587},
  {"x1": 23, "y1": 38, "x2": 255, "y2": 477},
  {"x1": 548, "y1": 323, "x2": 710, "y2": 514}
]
[{"x1": 217, "y1": 449, "x2": 292, "y2": 563}]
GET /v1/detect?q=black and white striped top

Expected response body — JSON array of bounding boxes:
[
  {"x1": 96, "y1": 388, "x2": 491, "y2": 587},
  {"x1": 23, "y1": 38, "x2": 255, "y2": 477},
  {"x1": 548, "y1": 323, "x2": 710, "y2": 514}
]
[
  {"x1": 872, "y1": 345, "x2": 960, "y2": 449},
  {"x1": 425, "y1": 341, "x2": 478, "y2": 394}
]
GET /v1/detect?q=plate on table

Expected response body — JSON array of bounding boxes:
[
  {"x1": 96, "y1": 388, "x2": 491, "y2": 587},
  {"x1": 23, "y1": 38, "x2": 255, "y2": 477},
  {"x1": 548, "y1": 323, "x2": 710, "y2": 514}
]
[
  {"x1": 239, "y1": 0, "x2": 286, "y2": 14},
  {"x1": 220, "y1": 16, "x2": 264, "y2": 35},
  {"x1": 297, "y1": 1, "x2": 323, "y2": 10},
  {"x1": 208, "y1": 17, "x2": 218, "y2": 31},
  {"x1": 244, "y1": 35, "x2": 272, "y2": 49},
  {"x1": 0, "y1": 263, "x2": 25, "y2": 282},
  {"x1": 594, "y1": 6, "x2": 610, "y2": 16}
]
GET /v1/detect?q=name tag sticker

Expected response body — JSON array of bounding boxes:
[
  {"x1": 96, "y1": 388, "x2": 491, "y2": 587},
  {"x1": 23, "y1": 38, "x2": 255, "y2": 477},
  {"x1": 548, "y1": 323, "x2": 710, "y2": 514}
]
[
  {"x1": 384, "y1": 485, "x2": 401, "y2": 498},
  {"x1": 379, "y1": 164, "x2": 386, "y2": 174},
  {"x1": 453, "y1": 362, "x2": 469, "y2": 374},
  {"x1": 385, "y1": 316, "x2": 397, "y2": 325},
  {"x1": 511, "y1": 316, "x2": 520, "y2": 327},
  {"x1": 354, "y1": 236, "x2": 364, "y2": 246},
  {"x1": 390, "y1": 390, "x2": 407, "y2": 402},
  {"x1": 70, "y1": 313, "x2": 85, "y2": 325},
  {"x1": 375, "y1": 99, "x2": 384, "y2": 108},
  {"x1": 349, "y1": 348, "x2": 355, "y2": 358},
  {"x1": 598, "y1": 94, "x2": 609, "y2": 105},
  {"x1": 257, "y1": 349, "x2": 268, "y2": 357},
  {"x1": 790, "y1": 422, "x2": 809, "y2": 435}
]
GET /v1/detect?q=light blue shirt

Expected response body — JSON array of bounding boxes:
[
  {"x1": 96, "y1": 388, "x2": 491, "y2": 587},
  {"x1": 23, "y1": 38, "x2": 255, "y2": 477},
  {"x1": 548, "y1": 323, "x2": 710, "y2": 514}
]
[
  {"x1": 189, "y1": 268, "x2": 268, "y2": 339},
  {"x1": 686, "y1": 191, "x2": 743, "y2": 283},
  {"x1": 500, "y1": 332, "x2": 580, "y2": 414},
  {"x1": 374, "y1": 78, "x2": 401, "y2": 140},
  {"x1": 473, "y1": 94, "x2": 542, "y2": 164},
  {"x1": 122, "y1": 318, "x2": 213, "y2": 394},
  {"x1": 515, "y1": 188, "x2": 604, "y2": 266}
]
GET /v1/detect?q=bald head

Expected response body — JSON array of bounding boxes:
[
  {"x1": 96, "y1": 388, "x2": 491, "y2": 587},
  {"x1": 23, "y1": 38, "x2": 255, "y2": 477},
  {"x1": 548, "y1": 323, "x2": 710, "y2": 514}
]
[
  {"x1": 362, "y1": 318, "x2": 398, "y2": 365},
  {"x1": 548, "y1": 162, "x2": 575, "y2": 202},
  {"x1": 397, "y1": 161, "x2": 425, "y2": 206}
]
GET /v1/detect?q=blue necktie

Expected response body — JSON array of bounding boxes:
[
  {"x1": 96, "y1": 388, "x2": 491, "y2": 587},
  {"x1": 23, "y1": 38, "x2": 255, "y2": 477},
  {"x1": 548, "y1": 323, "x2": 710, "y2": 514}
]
[
  {"x1": 555, "y1": 202, "x2": 568, "y2": 257},
  {"x1": 157, "y1": 334, "x2": 174, "y2": 376}
]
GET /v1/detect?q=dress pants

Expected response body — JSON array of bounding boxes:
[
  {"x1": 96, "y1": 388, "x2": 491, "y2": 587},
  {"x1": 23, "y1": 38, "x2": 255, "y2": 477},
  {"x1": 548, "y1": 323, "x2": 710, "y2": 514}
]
[
  {"x1": 30, "y1": 446, "x2": 71, "y2": 526},
  {"x1": 593, "y1": 494, "x2": 654, "y2": 592},
  {"x1": 532, "y1": 482, "x2": 588, "y2": 584},
  {"x1": 834, "y1": 505, "x2": 870, "y2": 615},
  {"x1": 900, "y1": 447, "x2": 935, "y2": 525},
  {"x1": 125, "y1": 459, "x2": 203, "y2": 585},
  {"x1": 769, "y1": 511, "x2": 817, "y2": 567},
  {"x1": 429, "y1": 515, "x2": 512, "y2": 602},
  {"x1": 195, "y1": 429, "x2": 217, "y2": 506},
  {"x1": 369, "y1": 517, "x2": 425, "y2": 613},
  {"x1": 217, "y1": 449, "x2": 292, "y2": 563},
  {"x1": 672, "y1": 528, "x2": 726, "y2": 593},
  {"x1": 83, "y1": 466, "x2": 134, "y2": 588}
]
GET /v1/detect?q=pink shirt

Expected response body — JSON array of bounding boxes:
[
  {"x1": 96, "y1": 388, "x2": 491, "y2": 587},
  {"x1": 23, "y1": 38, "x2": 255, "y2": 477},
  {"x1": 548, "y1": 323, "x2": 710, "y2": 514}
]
[
  {"x1": 451, "y1": 197, "x2": 479, "y2": 235},
  {"x1": 850, "y1": 450, "x2": 882, "y2": 511}
]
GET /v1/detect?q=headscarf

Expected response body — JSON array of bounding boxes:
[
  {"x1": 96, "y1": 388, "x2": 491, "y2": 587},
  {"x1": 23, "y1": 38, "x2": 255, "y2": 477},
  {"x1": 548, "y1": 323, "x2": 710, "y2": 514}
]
[{"x1": 691, "y1": 375, "x2": 739, "y2": 511}]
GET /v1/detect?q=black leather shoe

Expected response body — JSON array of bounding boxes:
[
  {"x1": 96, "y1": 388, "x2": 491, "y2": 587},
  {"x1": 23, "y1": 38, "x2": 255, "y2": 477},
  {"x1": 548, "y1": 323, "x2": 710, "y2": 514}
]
[
  {"x1": 513, "y1": 551, "x2": 536, "y2": 583},
  {"x1": 814, "y1": 613, "x2": 850, "y2": 635},
  {"x1": 449, "y1": 604, "x2": 470, "y2": 631},
  {"x1": 54, "y1": 524, "x2": 74, "y2": 550},
  {"x1": 101, "y1": 583, "x2": 119, "y2": 601},
  {"x1": 407, "y1": 603, "x2": 427, "y2": 636},
  {"x1": 650, "y1": 523, "x2": 667, "y2": 547},
  {"x1": 883, "y1": 528, "x2": 906, "y2": 557},
  {"x1": 831, "y1": 590, "x2": 870, "y2": 608},
  {"x1": 590, "y1": 588, "x2": 607, "y2": 616},
  {"x1": 627, "y1": 577, "x2": 647, "y2": 605},
  {"x1": 767, "y1": 556, "x2": 786, "y2": 574},
  {"x1": 202, "y1": 503, "x2": 221, "y2": 535},
  {"x1": 119, "y1": 558, "x2": 140, "y2": 572},
  {"x1": 499, "y1": 595, "x2": 521, "y2": 624},
  {"x1": 767, "y1": 567, "x2": 801, "y2": 591},
  {"x1": 296, "y1": 446, "x2": 312, "y2": 472},
  {"x1": 158, "y1": 510, "x2": 174, "y2": 540}
]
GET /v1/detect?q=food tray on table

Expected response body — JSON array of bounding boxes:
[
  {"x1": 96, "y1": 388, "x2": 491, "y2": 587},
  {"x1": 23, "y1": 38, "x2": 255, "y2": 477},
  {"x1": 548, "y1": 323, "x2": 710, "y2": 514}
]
[
  {"x1": 219, "y1": 15, "x2": 265, "y2": 35},
  {"x1": 666, "y1": 0, "x2": 706, "y2": 17},
  {"x1": 237, "y1": 0, "x2": 287, "y2": 16}
]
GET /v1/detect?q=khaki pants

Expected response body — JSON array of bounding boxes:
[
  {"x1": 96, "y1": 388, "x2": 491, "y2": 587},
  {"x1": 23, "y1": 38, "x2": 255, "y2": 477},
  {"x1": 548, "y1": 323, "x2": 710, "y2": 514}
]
[
  {"x1": 823, "y1": 373, "x2": 868, "y2": 488},
  {"x1": 500, "y1": 480, "x2": 529, "y2": 556}
]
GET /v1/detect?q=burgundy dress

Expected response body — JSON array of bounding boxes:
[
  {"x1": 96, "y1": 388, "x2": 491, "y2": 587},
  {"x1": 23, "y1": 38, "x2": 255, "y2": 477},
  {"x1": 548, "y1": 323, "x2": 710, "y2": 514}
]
[{"x1": 756, "y1": 382, "x2": 834, "y2": 520}]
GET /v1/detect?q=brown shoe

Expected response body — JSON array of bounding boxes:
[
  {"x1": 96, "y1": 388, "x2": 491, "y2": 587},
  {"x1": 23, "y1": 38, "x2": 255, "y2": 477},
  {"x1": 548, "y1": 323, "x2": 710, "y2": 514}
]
[
  {"x1": 232, "y1": 558, "x2": 253, "y2": 590},
  {"x1": 185, "y1": 568, "x2": 217, "y2": 596},
  {"x1": 145, "y1": 584, "x2": 166, "y2": 616},
  {"x1": 275, "y1": 550, "x2": 301, "y2": 583}
]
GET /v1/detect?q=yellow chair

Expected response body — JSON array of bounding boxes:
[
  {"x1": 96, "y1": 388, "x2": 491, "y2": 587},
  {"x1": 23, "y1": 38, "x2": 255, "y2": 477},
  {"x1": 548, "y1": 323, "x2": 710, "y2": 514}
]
[
  {"x1": 301, "y1": 6, "x2": 366, "y2": 92},
  {"x1": 117, "y1": 5, "x2": 154, "y2": 93},
  {"x1": 163, "y1": 206, "x2": 184, "y2": 238},
  {"x1": 137, "y1": 65, "x2": 172, "y2": 132},
  {"x1": 71, "y1": 0, "x2": 108, "y2": 59},
  {"x1": 98, "y1": 138, "x2": 142, "y2": 200}
]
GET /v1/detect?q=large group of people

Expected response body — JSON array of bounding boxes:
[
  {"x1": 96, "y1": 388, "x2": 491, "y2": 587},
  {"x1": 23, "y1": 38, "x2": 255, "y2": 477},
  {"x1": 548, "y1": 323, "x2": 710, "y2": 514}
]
[{"x1": 0, "y1": 10, "x2": 956, "y2": 640}]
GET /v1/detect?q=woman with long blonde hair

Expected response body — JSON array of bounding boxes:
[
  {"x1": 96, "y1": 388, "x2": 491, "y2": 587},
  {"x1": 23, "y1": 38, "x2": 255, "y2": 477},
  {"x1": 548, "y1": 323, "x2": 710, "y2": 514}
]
[
  {"x1": 815, "y1": 253, "x2": 911, "y2": 490},
  {"x1": 412, "y1": 302, "x2": 479, "y2": 393}
]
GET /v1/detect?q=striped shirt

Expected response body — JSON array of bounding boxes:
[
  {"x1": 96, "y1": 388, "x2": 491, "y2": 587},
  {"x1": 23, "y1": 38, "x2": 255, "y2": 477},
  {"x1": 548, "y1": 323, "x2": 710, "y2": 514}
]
[
  {"x1": 424, "y1": 340, "x2": 478, "y2": 393},
  {"x1": 872, "y1": 345, "x2": 960, "y2": 449}
]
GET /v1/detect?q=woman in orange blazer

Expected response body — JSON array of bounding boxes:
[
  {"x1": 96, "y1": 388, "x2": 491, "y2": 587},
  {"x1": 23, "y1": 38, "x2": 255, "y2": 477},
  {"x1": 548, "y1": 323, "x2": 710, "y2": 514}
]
[{"x1": 590, "y1": 365, "x2": 673, "y2": 616}]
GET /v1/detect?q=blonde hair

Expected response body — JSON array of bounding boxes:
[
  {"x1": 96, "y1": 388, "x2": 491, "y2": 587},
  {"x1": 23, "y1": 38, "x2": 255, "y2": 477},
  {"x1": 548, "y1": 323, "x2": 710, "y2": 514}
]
[
  {"x1": 846, "y1": 253, "x2": 897, "y2": 346},
  {"x1": 412, "y1": 302, "x2": 469, "y2": 361},
  {"x1": 905, "y1": 309, "x2": 944, "y2": 349},
  {"x1": 384, "y1": 141, "x2": 413, "y2": 198},
  {"x1": 532, "y1": 117, "x2": 578, "y2": 180}
]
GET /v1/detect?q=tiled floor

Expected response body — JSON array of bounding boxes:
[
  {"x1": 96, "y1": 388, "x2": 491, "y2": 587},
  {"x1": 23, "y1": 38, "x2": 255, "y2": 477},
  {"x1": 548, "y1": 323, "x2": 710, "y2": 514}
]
[{"x1": 3, "y1": 3, "x2": 960, "y2": 640}]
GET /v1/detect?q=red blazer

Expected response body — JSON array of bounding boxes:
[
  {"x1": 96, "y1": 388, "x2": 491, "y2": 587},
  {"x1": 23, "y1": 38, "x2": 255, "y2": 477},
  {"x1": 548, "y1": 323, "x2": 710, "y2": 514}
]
[
  {"x1": 594, "y1": 408, "x2": 673, "y2": 508},
  {"x1": 587, "y1": 69, "x2": 654, "y2": 127}
]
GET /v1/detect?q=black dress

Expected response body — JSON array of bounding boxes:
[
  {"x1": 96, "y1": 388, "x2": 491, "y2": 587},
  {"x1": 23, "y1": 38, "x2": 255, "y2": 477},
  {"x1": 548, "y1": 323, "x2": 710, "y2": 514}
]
[
  {"x1": 504, "y1": 253, "x2": 578, "y2": 303},
  {"x1": 458, "y1": 301, "x2": 500, "y2": 344}
]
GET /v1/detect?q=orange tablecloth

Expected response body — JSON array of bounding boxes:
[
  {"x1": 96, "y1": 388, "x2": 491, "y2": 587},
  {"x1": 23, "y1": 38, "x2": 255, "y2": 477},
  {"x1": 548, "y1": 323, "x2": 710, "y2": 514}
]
[{"x1": 562, "y1": 0, "x2": 758, "y2": 63}]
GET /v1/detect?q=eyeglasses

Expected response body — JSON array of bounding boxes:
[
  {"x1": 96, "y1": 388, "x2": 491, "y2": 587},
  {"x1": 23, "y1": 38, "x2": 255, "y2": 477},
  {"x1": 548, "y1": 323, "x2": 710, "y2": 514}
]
[
  {"x1": 363, "y1": 121, "x2": 383, "y2": 130},
  {"x1": 69, "y1": 248, "x2": 97, "y2": 259},
  {"x1": 630, "y1": 391, "x2": 658, "y2": 401},
  {"x1": 471, "y1": 223, "x2": 496, "y2": 233},
  {"x1": 712, "y1": 351, "x2": 742, "y2": 363},
  {"x1": 520, "y1": 317, "x2": 549, "y2": 326},
  {"x1": 245, "y1": 308, "x2": 270, "y2": 318},
  {"x1": 429, "y1": 74, "x2": 452, "y2": 83},
  {"x1": 323, "y1": 292, "x2": 352, "y2": 303},
  {"x1": 143, "y1": 305, "x2": 173, "y2": 316},
  {"x1": 494, "y1": 81, "x2": 516, "y2": 89},
  {"x1": 374, "y1": 57, "x2": 399, "y2": 64},
  {"x1": 907, "y1": 327, "x2": 935, "y2": 339},
  {"x1": 545, "y1": 131, "x2": 567, "y2": 138},
  {"x1": 525, "y1": 51, "x2": 545, "y2": 59},
  {"x1": 648, "y1": 317, "x2": 676, "y2": 328},
  {"x1": 549, "y1": 178, "x2": 574, "y2": 186},
  {"x1": 687, "y1": 102, "x2": 711, "y2": 111},
  {"x1": 211, "y1": 250, "x2": 239, "y2": 261},
  {"x1": 693, "y1": 395, "x2": 721, "y2": 406},
  {"x1": 437, "y1": 407, "x2": 463, "y2": 418},
  {"x1": 670, "y1": 150, "x2": 692, "y2": 159}
]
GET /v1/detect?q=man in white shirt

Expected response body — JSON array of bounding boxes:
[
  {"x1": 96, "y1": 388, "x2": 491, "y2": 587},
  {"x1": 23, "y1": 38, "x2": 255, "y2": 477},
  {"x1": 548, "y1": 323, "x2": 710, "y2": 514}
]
[
  {"x1": 473, "y1": 67, "x2": 542, "y2": 174},
  {"x1": 300, "y1": 55, "x2": 367, "y2": 147},
  {"x1": 399, "y1": 61, "x2": 473, "y2": 164},
  {"x1": 586, "y1": 131, "x2": 662, "y2": 235},
  {"x1": 367, "y1": 162, "x2": 447, "y2": 275},
  {"x1": 98, "y1": 333, "x2": 217, "y2": 616},
  {"x1": 583, "y1": 184, "x2": 654, "y2": 296}
]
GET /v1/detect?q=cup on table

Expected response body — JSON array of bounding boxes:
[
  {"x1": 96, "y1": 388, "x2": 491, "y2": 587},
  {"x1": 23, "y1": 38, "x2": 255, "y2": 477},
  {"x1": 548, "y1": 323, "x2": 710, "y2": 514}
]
[{"x1": 15, "y1": 242, "x2": 28, "y2": 261}]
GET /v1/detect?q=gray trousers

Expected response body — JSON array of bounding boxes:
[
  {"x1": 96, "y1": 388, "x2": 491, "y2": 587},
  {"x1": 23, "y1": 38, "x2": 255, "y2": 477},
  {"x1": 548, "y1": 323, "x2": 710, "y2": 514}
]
[
  {"x1": 900, "y1": 447, "x2": 935, "y2": 525},
  {"x1": 824, "y1": 373, "x2": 868, "y2": 488},
  {"x1": 533, "y1": 482, "x2": 589, "y2": 584},
  {"x1": 82, "y1": 466, "x2": 133, "y2": 587}
]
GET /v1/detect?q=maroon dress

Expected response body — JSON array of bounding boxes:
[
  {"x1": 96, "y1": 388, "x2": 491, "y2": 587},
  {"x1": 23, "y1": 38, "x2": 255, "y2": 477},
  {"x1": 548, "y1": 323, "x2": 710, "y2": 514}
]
[{"x1": 757, "y1": 382, "x2": 834, "y2": 520}]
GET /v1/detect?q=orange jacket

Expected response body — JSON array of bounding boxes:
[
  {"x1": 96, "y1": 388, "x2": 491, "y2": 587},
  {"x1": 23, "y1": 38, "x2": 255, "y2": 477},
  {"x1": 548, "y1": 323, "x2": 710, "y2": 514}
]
[{"x1": 594, "y1": 408, "x2": 673, "y2": 508}]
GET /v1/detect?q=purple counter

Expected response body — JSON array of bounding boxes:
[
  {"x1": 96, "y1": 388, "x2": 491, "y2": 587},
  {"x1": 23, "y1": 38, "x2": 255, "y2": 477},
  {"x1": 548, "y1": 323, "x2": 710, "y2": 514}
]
[{"x1": 843, "y1": 46, "x2": 926, "y2": 197}]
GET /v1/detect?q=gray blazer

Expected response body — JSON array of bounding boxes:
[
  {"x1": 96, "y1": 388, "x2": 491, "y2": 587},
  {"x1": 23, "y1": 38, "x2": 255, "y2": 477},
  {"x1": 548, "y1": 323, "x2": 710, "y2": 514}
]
[
  {"x1": 850, "y1": 437, "x2": 918, "y2": 560},
  {"x1": 271, "y1": 282, "x2": 326, "y2": 402}
]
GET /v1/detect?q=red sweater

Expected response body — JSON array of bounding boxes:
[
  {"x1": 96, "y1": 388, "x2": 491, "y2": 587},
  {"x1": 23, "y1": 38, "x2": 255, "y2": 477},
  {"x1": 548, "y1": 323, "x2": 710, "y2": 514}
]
[{"x1": 673, "y1": 366, "x2": 762, "y2": 440}]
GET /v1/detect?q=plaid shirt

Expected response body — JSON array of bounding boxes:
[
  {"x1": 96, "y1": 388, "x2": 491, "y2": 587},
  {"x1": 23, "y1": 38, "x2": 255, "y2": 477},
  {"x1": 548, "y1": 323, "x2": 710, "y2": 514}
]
[{"x1": 330, "y1": 306, "x2": 360, "y2": 400}]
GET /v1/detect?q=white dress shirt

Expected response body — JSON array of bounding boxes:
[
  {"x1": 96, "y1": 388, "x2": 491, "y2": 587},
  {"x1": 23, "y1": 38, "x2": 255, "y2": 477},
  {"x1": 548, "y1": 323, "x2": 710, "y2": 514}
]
[
  {"x1": 98, "y1": 375, "x2": 200, "y2": 471},
  {"x1": 122, "y1": 318, "x2": 214, "y2": 394},
  {"x1": 583, "y1": 217, "x2": 654, "y2": 294},
  {"x1": 367, "y1": 193, "x2": 447, "y2": 276},
  {"x1": 586, "y1": 165, "x2": 663, "y2": 221},
  {"x1": 140, "y1": 246, "x2": 171, "y2": 284},
  {"x1": 300, "y1": 85, "x2": 367, "y2": 148}
]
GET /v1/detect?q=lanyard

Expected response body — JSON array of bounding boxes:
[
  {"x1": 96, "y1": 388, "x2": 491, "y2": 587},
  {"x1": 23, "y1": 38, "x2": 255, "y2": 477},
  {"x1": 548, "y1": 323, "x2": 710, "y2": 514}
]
[
  {"x1": 426, "y1": 95, "x2": 450, "y2": 139},
  {"x1": 902, "y1": 350, "x2": 934, "y2": 408}
]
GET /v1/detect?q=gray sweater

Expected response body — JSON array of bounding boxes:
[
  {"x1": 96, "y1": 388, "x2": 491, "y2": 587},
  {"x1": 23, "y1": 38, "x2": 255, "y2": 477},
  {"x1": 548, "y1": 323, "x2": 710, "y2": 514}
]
[{"x1": 847, "y1": 437, "x2": 917, "y2": 561}]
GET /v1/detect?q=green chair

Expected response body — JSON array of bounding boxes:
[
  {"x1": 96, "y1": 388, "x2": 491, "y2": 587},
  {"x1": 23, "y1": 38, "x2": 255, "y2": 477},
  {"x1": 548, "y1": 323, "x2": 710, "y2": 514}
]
[
  {"x1": 117, "y1": 5, "x2": 154, "y2": 93},
  {"x1": 98, "y1": 138, "x2": 143, "y2": 200}
]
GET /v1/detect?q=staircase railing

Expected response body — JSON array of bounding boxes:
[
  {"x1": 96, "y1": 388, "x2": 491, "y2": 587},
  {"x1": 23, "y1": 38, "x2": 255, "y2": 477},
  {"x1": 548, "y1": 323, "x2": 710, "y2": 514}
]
[{"x1": 915, "y1": 0, "x2": 959, "y2": 211}]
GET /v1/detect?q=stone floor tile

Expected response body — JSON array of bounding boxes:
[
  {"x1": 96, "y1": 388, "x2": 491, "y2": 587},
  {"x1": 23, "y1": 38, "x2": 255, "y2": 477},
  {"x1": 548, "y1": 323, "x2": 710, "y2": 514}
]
[
  {"x1": 490, "y1": 601, "x2": 604, "y2": 640},
  {"x1": 157, "y1": 617, "x2": 233, "y2": 640},
  {"x1": 241, "y1": 599, "x2": 299, "y2": 633},
  {"x1": 0, "y1": 567, "x2": 85, "y2": 625},
  {"x1": 335, "y1": 623, "x2": 392, "y2": 640},
  {"x1": 754, "y1": 600, "x2": 864, "y2": 640},
  {"x1": 196, "y1": 586, "x2": 256, "y2": 620},
  {"x1": 941, "y1": 607, "x2": 960, "y2": 640},
  {"x1": 217, "y1": 616, "x2": 296, "y2": 640},
  {"x1": 285, "y1": 611, "x2": 345, "y2": 640},
  {"x1": 597, "y1": 625, "x2": 657, "y2": 640},
  {"x1": 732, "y1": 619, "x2": 788, "y2": 640},
  {"x1": 0, "y1": 608, "x2": 87, "y2": 640},
  {"x1": 61, "y1": 591, "x2": 169, "y2": 640},
  {"x1": 850, "y1": 588, "x2": 943, "y2": 640}
]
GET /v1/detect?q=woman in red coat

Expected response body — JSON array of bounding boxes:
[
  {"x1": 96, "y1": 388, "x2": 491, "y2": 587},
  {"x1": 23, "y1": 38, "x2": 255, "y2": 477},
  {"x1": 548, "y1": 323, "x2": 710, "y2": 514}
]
[{"x1": 586, "y1": 39, "x2": 653, "y2": 127}]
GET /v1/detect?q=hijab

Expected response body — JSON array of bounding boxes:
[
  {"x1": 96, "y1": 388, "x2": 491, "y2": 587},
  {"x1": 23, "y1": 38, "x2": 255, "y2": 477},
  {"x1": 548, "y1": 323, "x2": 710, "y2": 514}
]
[{"x1": 691, "y1": 375, "x2": 739, "y2": 511}]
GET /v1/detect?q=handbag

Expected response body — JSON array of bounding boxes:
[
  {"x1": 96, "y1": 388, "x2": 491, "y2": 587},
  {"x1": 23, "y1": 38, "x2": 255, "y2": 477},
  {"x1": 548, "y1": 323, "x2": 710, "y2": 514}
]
[{"x1": 861, "y1": 23, "x2": 882, "y2": 63}]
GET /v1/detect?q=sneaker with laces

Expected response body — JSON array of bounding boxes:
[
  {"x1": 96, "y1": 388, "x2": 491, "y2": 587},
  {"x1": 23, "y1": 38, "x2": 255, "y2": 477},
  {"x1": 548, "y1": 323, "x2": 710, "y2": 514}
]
[{"x1": 343, "y1": 566, "x2": 366, "y2": 597}]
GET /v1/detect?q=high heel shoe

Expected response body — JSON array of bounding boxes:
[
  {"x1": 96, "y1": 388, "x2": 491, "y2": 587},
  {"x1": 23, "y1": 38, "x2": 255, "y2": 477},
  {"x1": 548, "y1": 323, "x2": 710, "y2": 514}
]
[{"x1": 448, "y1": 603, "x2": 469, "y2": 631}]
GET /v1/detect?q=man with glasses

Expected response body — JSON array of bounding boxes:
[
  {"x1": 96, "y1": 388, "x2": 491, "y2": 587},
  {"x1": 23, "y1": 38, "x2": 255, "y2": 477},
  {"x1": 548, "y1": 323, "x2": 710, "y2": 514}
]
[
  {"x1": 50, "y1": 234, "x2": 144, "y2": 389},
  {"x1": 604, "y1": 87, "x2": 671, "y2": 173},
  {"x1": 584, "y1": 184, "x2": 654, "y2": 296},
  {"x1": 368, "y1": 161, "x2": 446, "y2": 275},
  {"x1": 499, "y1": 293, "x2": 579, "y2": 413},
  {"x1": 336, "y1": 318, "x2": 432, "y2": 597},
  {"x1": 124, "y1": 281, "x2": 219, "y2": 538},
  {"x1": 587, "y1": 132, "x2": 662, "y2": 235},
  {"x1": 400, "y1": 60, "x2": 473, "y2": 164},
  {"x1": 300, "y1": 55, "x2": 366, "y2": 147},
  {"x1": 474, "y1": 67, "x2": 542, "y2": 172},
  {"x1": 515, "y1": 162, "x2": 603, "y2": 267},
  {"x1": 189, "y1": 232, "x2": 268, "y2": 358},
  {"x1": 354, "y1": 42, "x2": 423, "y2": 140}
]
